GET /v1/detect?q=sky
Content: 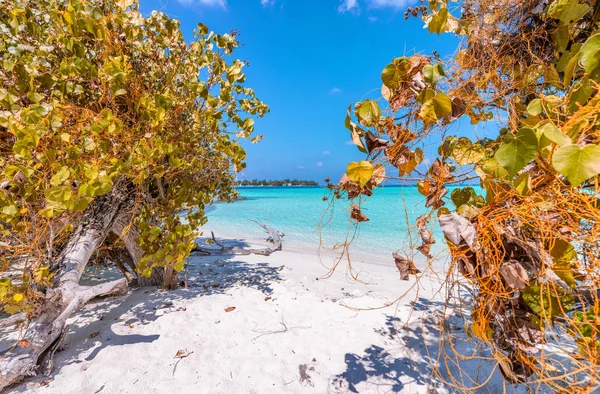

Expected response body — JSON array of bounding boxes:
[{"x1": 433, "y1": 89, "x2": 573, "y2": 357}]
[{"x1": 139, "y1": 0, "x2": 461, "y2": 182}]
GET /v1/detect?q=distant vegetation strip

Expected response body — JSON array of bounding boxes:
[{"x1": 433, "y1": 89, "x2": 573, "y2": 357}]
[{"x1": 236, "y1": 179, "x2": 319, "y2": 187}]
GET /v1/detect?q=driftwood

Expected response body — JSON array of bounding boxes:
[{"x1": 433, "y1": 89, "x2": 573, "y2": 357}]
[
  {"x1": 0, "y1": 313, "x2": 26, "y2": 329},
  {"x1": 0, "y1": 187, "x2": 131, "y2": 391},
  {"x1": 193, "y1": 220, "x2": 284, "y2": 256}
]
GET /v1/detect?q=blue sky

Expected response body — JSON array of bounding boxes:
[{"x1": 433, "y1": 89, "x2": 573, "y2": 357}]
[{"x1": 139, "y1": 0, "x2": 460, "y2": 182}]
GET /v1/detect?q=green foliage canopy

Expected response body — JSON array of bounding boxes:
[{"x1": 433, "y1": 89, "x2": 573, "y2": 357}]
[{"x1": 0, "y1": 0, "x2": 267, "y2": 312}]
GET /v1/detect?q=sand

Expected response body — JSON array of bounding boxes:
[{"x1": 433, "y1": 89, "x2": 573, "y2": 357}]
[{"x1": 2, "y1": 233, "x2": 513, "y2": 394}]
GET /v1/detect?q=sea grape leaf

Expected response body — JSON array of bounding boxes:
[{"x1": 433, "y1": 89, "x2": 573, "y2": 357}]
[
  {"x1": 345, "y1": 105, "x2": 367, "y2": 153},
  {"x1": 494, "y1": 128, "x2": 539, "y2": 177},
  {"x1": 420, "y1": 93, "x2": 452, "y2": 126},
  {"x1": 481, "y1": 158, "x2": 509, "y2": 179},
  {"x1": 549, "y1": 239, "x2": 577, "y2": 262},
  {"x1": 539, "y1": 122, "x2": 571, "y2": 147},
  {"x1": 452, "y1": 137, "x2": 485, "y2": 165},
  {"x1": 526, "y1": 99, "x2": 542, "y2": 116},
  {"x1": 439, "y1": 213, "x2": 476, "y2": 247},
  {"x1": 581, "y1": 33, "x2": 600, "y2": 79},
  {"x1": 499, "y1": 261, "x2": 529, "y2": 290},
  {"x1": 567, "y1": 79, "x2": 592, "y2": 113},
  {"x1": 365, "y1": 132, "x2": 389, "y2": 153},
  {"x1": 381, "y1": 57, "x2": 409, "y2": 90},
  {"x1": 346, "y1": 161, "x2": 374, "y2": 187},
  {"x1": 451, "y1": 187, "x2": 475, "y2": 208},
  {"x1": 522, "y1": 283, "x2": 575, "y2": 319},
  {"x1": 514, "y1": 172, "x2": 531, "y2": 196},
  {"x1": 355, "y1": 99, "x2": 381, "y2": 127},
  {"x1": 350, "y1": 203, "x2": 369, "y2": 223},
  {"x1": 552, "y1": 144, "x2": 600, "y2": 186},
  {"x1": 471, "y1": 321, "x2": 494, "y2": 342},
  {"x1": 392, "y1": 253, "x2": 421, "y2": 281},
  {"x1": 427, "y1": 7, "x2": 448, "y2": 35},
  {"x1": 422, "y1": 62, "x2": 445, "y2": 85},
  {"x1": 547, "y1": 0, "x2": 591, "y2": 25},
  {"x1": 50, "y1": 167, "x2": 70, "y2": 186},
  {"x1": 399, "y1": 148, "x2": 423, "y2": 176}
]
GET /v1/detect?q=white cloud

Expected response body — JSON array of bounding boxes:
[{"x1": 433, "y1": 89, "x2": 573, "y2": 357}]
[
  {"x1": 367, "y1": 0, "x2": 416, "y2": 9},
  {"x1": 338, "y1": 0, "x2": 417, "y2": 14},
  {"x1": 345, "y1": 140, "x2": 355, "y2": 145},
  {"x1": 329, "y1": 87, "x2": 342, "y2": 94},
  {"x1": 260, "y1": 0, "x2": 277, "y2": 7},
  {"x1": 177, "y1": 0, "x2": 227, "y2": 8},
  {"x1": 338, "y1": 0, "x2": 359, "y2": 13},
  {"x1": 368, "y1": 16, "x2": 378, "y2": 22},
  {"x1": 297, "y1": 165, "x2": 305, "y2": 169},
  {"x1": 322, "y1": 150, "x2": 330, "y2": 155},
  {"x1": 316, "y1": 162, "x2": 323, "y2": 167}
]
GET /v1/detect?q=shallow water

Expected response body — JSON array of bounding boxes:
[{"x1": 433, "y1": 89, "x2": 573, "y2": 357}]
[{"x1": 204, "y1": 186, "x2": 466, "y2": 259}]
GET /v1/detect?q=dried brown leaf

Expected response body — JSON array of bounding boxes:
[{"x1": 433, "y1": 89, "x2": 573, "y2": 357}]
[
  {"x1": 499, "y1": 261, "x2": 529, "y2": 290},
  {"x1": 350, "y1": 204, "x2": 369, "y2": 223},
  {"x1": 392, "y1": 253, "x2": 421, "y2": 281},
  {"x1": 365, "y1": 132, "x2": 389, "y2": 153}
]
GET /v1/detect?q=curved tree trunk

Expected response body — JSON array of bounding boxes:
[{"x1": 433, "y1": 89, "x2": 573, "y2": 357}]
[
  {"x1": 110, "y1": 204, "x2": 177, "y2": 289},
  {"x1": 0, "y1": 187, "x2": 131, "y2": 390}
]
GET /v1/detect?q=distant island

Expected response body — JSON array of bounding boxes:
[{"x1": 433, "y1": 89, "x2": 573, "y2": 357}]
[{"x1": 236, "y1": 179, "x2": 319, "y2": 187}]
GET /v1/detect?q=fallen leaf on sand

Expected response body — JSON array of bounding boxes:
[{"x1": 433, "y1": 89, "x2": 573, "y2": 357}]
[
  {"x1": 40, "y1": 378, "x2": 54, "y2": 387},
  {"x1": 175, "y1": 349, "x2": 193, "y2": 359},
  {"x1": 224, "y1": 306, "x2": 236, "y2": 312},
  {"x1": 264, "y1": 296, "x2": 272, "y2": 301},
  {"x1": 18, "y1": 340, "x2": 31, "y2": 348}
]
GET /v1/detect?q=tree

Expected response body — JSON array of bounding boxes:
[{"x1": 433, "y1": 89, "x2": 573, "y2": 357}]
[
  {"x1": 330, "y1": 0, "x2": 600, "y2": 391},
  {"x1": 0, "y1": 0, "x2": 267, "y2": 387}
]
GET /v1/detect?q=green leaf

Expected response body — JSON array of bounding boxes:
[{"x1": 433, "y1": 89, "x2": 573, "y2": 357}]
[
  {"x1": 428, "y1": 7, "x2": 448, "y2": 35},
  {"x1": 420, "y1": 93, "x2": 452, "y2": 126},
  {"x1": 552, "y1": 144, "x2": 600, "y2": 186},
  {"x1": 355, "y1": 100, "x2": 381, "y2": 127},
  {"x1": 549, "y1": 239, "x2": 577, "y2": 262},
  {"x1": 526, "y1": 99, "x2": 542, "y2": 116},
  {"x1": 381, "y1": 57, "x2": 409, "y2": 90},
  {"x1": 481, "y1": 158, "x2": 509, "y2": 179},
  {"x1": 567, "y1": 79, "x2": 593, "y2": 113},
  {"x1": 494, "y1": 128, "x2": 539, "y2": 177},
  {"x1": 451, "y1": 187, "x2": 475, "y2": 208},
  {"x1": 345, "y1": 105, "x2": 366, "y2": 153},
  {"x1": 547, "y1": 0, "x2": 591, "y2": 24},
  {"x1": 1, "y1": 205, "x2": 18, "y2": 217},
  {"x1": 580, "y1": 33, "x2": 600, "y2": 79},
  {"x1": 539, "y1": 122, "x2": 571, "y2": 147},
  {"x1": 452, "y1": 137, "x2": 485, "y2": 165},
  {"x1": 422, "y1": 63, "x2": 445, "y2": 85},
  {"x1": 346, "y1": 161, "x2": 374, "y2": 187},
  {"x1": 522, "y1": 283, "x2": 574, "y2": 319},
  {"x1": 50, "y1": 167, "x2": 70, "y2": 186},
  {"x1": 514, "y1": 172, "x2": 531, "y2": 196}
]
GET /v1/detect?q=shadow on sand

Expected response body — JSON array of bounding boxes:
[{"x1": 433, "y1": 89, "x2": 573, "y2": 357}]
[
  {"x1": 330, "y1": 297, "x2": 521, "y2": 393},
  {"x1": 3, "y1": 237, "x2": 284, "y2": 391}
]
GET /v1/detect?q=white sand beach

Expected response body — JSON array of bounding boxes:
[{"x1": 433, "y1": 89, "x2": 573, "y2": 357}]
[{"x1": 2, "y1": 233, "x2": 507, "y2": 394}]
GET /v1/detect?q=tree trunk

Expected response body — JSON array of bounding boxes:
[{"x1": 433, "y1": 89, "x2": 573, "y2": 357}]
[
  {"x1": 110, "y1": 203, "x2": 178, "y2": 289},
  {"x1": 0, "y1": 187, "x2": 131, "y2": 390}
]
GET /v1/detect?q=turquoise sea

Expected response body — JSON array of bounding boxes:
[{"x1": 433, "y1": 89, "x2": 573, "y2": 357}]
[{"x1": 205, "y1": 186, "x2": 451, "y2": 260}]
